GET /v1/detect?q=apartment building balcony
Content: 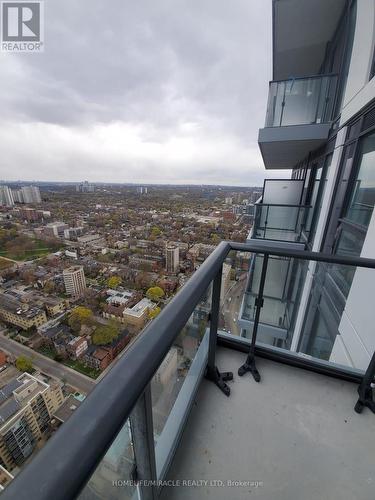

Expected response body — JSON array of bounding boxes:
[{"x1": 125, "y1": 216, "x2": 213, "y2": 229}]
[
  {"x1": 252, "y1": 202, "x2": 309, "y2": 243},
  {"x1": 258, "y1": 74, "x2": 337, "y2": 169},
  {"x1": 3, "y1": 242, "x2": 375, "y2": 500}
]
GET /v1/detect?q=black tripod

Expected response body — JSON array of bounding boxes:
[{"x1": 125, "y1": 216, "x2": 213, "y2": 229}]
[{"x1": 238, "y1": 254, "x2": 269, "y2": 382}]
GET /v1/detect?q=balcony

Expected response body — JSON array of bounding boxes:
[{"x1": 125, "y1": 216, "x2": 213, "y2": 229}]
[
  {"x1": 252, "y1": 202, "x2": 309, "y2": 243},
  {"x1": 3, "y1": 242, "x2": 375, "y2": 500},
  {"x1": 258, "y1": 74, "x2": 337, "y2": 169},
  {"x1": 162, "y1": 347, "x2": 375, "y2": 500}
]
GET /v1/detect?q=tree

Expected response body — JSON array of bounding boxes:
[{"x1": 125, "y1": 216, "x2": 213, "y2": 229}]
[
  {"x1": 16, "y1": 355, "x2": 33, "y2": 373},
  {"x1": 43, "y1": 280, "x2": 56, "y2": 293},
  {"x1": 146, "y1": 286, "x2": 164, "y2": 301},
  {"x1": 68, "y1": 306, "x2": 94, "y2": 332},
  {"x1": 92, "y1": 320, "x2": 120, "y2": 345},
  {"x1": 150, "y1": 226, "x2": 161, "y2": 238},
  {"x1": 107, "y1": 276, "x2": 122, "y2": 289},
  {"x1": 148, "y1": 306, "x2": 161, "y2": 320}
]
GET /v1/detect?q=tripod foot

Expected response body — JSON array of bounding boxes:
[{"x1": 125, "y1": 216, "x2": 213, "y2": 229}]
[
  {"x1": 355, "y1": 385, "x2": 375, "y2": 414},
  {"x1": 238, "y1": 356, "x2": 261, "y2": 382},
  {"x1": 206, "y1": 366, "x2": 233, "y2": 397},
  {"x1": 354, "y1": 397, "x2": 375, "y2": 414}
]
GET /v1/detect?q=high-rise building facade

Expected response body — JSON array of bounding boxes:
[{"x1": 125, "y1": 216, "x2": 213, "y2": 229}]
[
  {"x1": 63, "y1": 266, "x2": 87, "y2": 297},
  {"x1": 0, "y1": 187, "x2": 14, "y2": 207},
  {"x1": 0, "y1": 373, "x2": 63, "y2": 471},
  {"x1": 239, "y1": 0, "x2": 375, "y2": 371},
  {"x1": 20, "y1": 186, "x2": 42, "y2": 204},
  {"x1": 166, "y1": 244, "x2": 180, "y2": 274}
]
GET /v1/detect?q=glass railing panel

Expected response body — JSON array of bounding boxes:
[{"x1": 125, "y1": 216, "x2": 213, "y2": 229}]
[
  {"x1": 78, "y1": 419, "x2": 135, "y2": 500},
  {"x1": 265, "y1": 75, "x2": 337, "y2": 127},
  {"x1": 151, "y1": 283, "x2": 212, "y2": 479},
  {"x1": 253, "y1": 204, "x2": 309, "y2": 242},
  {"x1": 221, "y1": 250, "x2": 371, "y2": 373}
]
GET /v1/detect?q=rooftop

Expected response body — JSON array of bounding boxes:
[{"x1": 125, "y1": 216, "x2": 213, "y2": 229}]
[
  {"x1": 53, "y1": 394, "x2": 82, "y2": 423},
  {"x1": 63, "y1": 266, "x2": 83, "y2": 274},
  {"x1": 124, "y1": 298, "x2": 154, "y2": 317},
  {"x1": 0, "y1": 374, "x2": 48, "y2": 427}
]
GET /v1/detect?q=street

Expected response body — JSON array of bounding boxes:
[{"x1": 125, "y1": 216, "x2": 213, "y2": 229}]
[
  {"x1": 221, "y1": 274, "x2": 247, "y2": 336},
  {"x1": 0, "y1": 335, "x2": 95, "y2": 394}
]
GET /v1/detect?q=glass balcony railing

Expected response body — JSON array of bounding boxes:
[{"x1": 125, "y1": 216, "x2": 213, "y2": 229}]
[
  {"x1": 4, "y1": 241, "x2": 375, "y2": 500},
  {"x1": 252, "y1": 203, "x2": 310, "y2": 242},
  {"x1": 265, "y1": 74, "x2": 338, "y2": 127}
]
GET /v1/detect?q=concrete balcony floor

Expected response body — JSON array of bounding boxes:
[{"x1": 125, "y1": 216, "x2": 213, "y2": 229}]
[{"x1": 161, "y1": 348, "x2": 375, "y2": 500}]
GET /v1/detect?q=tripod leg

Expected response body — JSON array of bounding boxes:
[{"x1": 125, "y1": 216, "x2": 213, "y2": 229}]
[
  {"x1": 206, "y1": 366, "x2": 233, "y2": 397},
  {"x1": 238, "y1": 254, "x2": 269, "y2": 384}
]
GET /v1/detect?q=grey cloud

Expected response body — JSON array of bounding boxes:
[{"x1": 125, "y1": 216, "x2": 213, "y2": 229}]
[{"x1": 0, "y1": 0, "x2": 289, "y2": 185}]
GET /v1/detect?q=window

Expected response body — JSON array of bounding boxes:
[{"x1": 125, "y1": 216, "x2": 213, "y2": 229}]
[
  {"x1": 370, "y1": 44, "x2": 375, "y2": 80},
  {"x1": 346, "y1": 131, "x2": 375, "y2": 227},
  {"x1": 305, "y1": 154, "x2": 332, "y2": 244}
]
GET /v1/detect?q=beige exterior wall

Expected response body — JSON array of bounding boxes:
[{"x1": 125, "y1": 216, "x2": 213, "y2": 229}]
[{"x1": 0, "y1": 308, "x2": 47, "y2": 330}]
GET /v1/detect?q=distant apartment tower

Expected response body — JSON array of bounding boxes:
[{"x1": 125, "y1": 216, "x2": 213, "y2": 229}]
[
  {"x1": 166, "y1": 244, "x2": 180, "y2": 274},
  {"x1": 11, "y1": 189, "x2": 23, "y2": 203},
  {"x1": 0, "y1": 186, "x2": 14, "y2": 207},
  {"x1": 137, "y1": 186, "x2": 148, "y2": 194},
  {"x1": 63, "y1": 266, "x2": 86, "y2": 297},
  {"x1": 76, "y1": 181, "x2": 94, "y2": 193},
  {"x1": 20, "y1": 186, "x2": 41, "y2": 204}
]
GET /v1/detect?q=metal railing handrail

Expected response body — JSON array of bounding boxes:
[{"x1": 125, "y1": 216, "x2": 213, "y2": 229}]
[
  {"x1": 4, "y1": 240, "x2": 375, "y2": 500},
  {"x1": 269, "y1": 73, "x2": 338, "y2": 85},
  {"x1": 255, "y1": 203, "x2": 311, "y2": 208}
]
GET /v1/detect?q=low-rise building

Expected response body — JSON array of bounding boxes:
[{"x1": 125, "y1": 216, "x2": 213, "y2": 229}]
[
  {"x1": 44, "y1": 297, "x2": 67, "y2": 317},
  {"x1": 53, "y1": 394, "x2": 83, "y2": 424},
  {"x1": 0, "y1": 465, "x2": 14, "y2": 491},
  {"x1": 44, "y1": 222, "x2": 68, "y2": 238},
  {"x1": 187, "y1": 243, "x2": 217, "y2": 263},
  {"x1": 123, "y1": 298, "x2": 156, "y2": 329},
  {"x1": 0, "y1": 294, "x2": 47, "y2": 331},
  {"x1": 66, "y1": 337, "x2": 88, "y2": 360},
  {"x1": 0, "y1": 352, "x2": 6, "y2": 368}
]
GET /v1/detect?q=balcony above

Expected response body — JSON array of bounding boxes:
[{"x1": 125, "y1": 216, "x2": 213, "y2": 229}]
[
  {"x1": 258, "y1": 75, "x2": 337, "y2": 169},
  {"x1": 250, "y1": 179, "x2": 308, "y2": 245},
  {"x1": 273, "y1": 0, "x2": 347, "y2": 80},
  {"x1": 252, "y1": 203, "x2": 309, "y2": 244}
]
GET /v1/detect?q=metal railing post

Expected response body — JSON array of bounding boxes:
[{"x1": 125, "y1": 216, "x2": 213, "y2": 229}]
[
  {"x1": 264, "y1": 205, "x2": 269, "y2": 238},
  {"x1": 205, "y1": 266, "x2": 233, "y2": 396},
  {"x1": 238, "y1": 253, "x2": 269, "y2": 382},
  {"x1": 354, "y1": 351, "x2": 375, "y2": 415},
  {"x1": 130, "y1": 384, "x2": 157, "y2": 500}
]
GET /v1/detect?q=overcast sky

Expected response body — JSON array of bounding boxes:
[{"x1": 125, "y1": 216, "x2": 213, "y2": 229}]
[{"x1": 0, "y1": 0, "x2": 289, "y2": 186}]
